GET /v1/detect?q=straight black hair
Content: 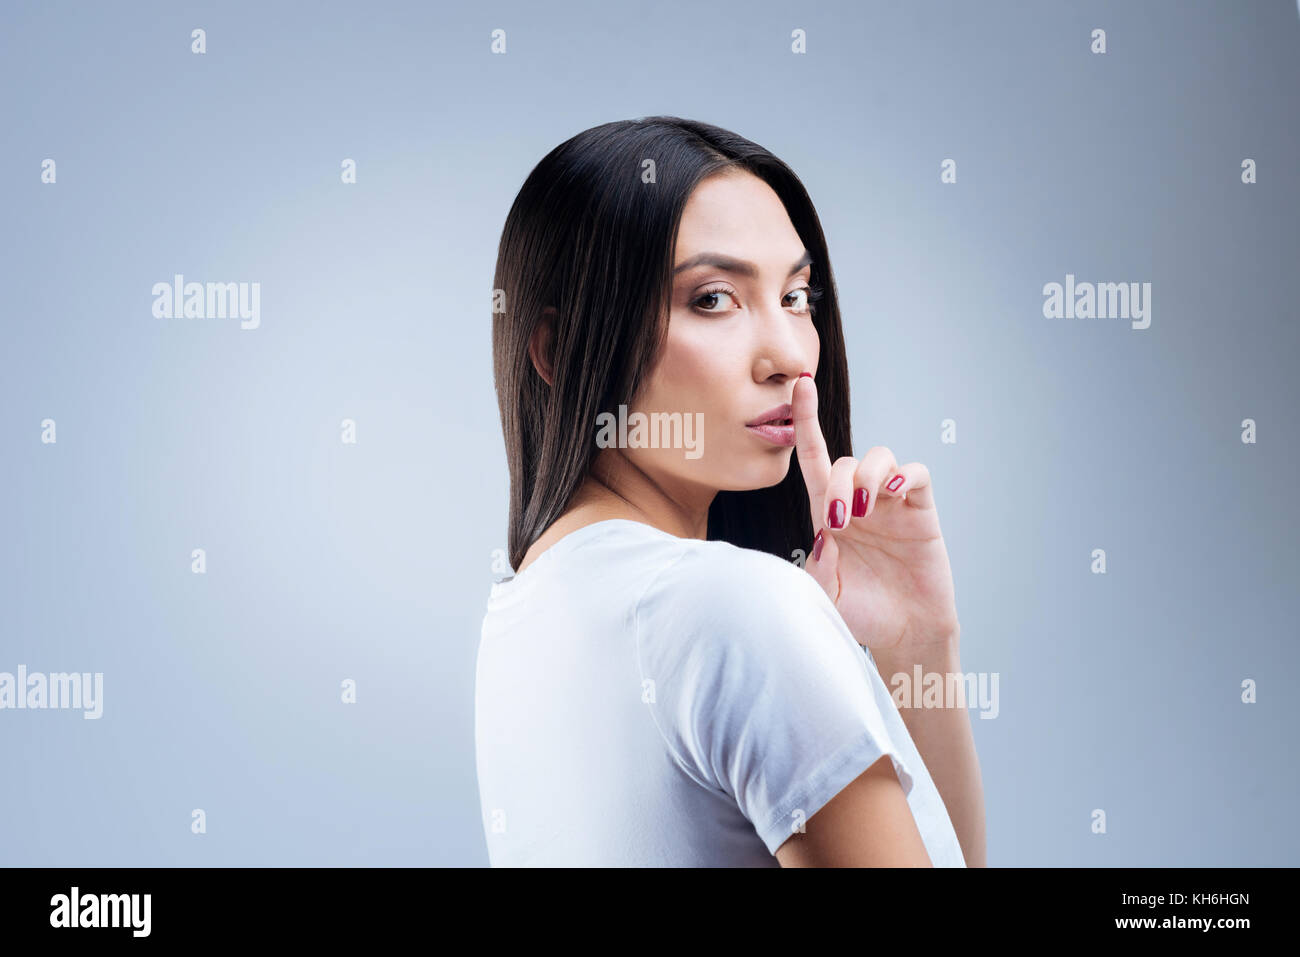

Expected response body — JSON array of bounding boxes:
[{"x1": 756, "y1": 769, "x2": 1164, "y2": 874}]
[{"x1": 492, "y1": 115, "x2": 852, "y2": 571}]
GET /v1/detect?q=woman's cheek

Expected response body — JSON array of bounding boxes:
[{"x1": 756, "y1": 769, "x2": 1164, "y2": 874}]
[{"x1": 802, "y1": 323, "x2": 821, "y2": 367}]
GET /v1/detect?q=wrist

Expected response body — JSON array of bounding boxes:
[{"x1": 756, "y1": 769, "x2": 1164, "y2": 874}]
[
  {"x1": 870, "y1": 629, "x2": 961, "y2": 674},
  {"x1": 870, "y1": 638, "x2": 966, "y2": 716}
]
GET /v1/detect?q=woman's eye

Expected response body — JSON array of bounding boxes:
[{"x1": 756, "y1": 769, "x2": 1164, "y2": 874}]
[
  {"x1": 691, "y1": 288, "x2": 739, "y2": 313},
  {"x1": 789, "y1": 283, "x2": 824, "y2": 316},
  {"x1": 690, "y1": 284, "x2": 823, "y2": 316}
]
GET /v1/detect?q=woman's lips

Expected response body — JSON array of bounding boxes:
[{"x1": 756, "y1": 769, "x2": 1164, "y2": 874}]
[
  {"x1": 746, "y1": 402, "x2": 792, "y2": 426},
  {"x1": 746, "y1": 422, "x2": 796, "y2": 446},
  {"x1": 746, "y1": 401, "x2": 794, "y2": 445}
]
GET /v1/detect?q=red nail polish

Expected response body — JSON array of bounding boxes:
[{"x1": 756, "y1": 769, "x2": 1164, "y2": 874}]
[
  {"x1": 852, "y1": 488, "x2": 868, "y2": 517},
  {"x1": 829, "y1": 499, "x2": 846, "y2": 528},
  {"x1": 812, "y1": 529, "x2": 825, "y2": 562},
  {"x1": 799, "y1": 371, "x2": 813, "y2": 379},
  {"x1": 887, "y1": 474, "x2": 904, "y2": 492}
]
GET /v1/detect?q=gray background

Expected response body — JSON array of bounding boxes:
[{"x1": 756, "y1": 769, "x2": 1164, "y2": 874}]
[{"x1": 1, "y1": 0, "x2": 1296, "y2": 866}]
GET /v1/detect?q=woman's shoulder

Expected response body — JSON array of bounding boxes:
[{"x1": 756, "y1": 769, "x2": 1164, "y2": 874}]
[
  {"x1": 635, "y1": 532, "x2": 843, "y2": 651},
  {"x1": 632, "y1": 532, "x2": 871, "y2": 741},
  {"x1": 558, "y1": 518, "x2": 814, "y2": 603},
  {"x1": 506, "y1": 517, "x2": 838, "y2": 645},
  {"x1": 645, "y1": 534, "x2": 815, "y2": 602}
]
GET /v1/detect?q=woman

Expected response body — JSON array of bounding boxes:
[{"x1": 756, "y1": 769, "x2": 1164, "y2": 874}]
[{"x1": 477, "y1": 116, "x2": 985, "y2": 867}]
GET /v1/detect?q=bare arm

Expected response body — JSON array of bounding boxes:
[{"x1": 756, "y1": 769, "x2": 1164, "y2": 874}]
[
  {"x1": 775, "y1": 754, "x2": 933, "y2": 867},
  {"x1": 870, "y1": 638, "x2": 987, "y2": 867}
]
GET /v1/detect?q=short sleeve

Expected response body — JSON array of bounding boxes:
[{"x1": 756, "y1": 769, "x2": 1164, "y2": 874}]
[{"x1": 633, "y1": 543, "x2": 916, "y2": 857}]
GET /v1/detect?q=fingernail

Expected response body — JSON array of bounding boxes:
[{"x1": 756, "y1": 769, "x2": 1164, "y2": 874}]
[
  {"x1": 828, "y1": 499, "x2": 846, "y2": 529},
  {"x1": 886, "y1": 475, "x2": 904, "y2": 492},
  {"x1": 812, "y1": 529, "x2": 825, "y2": 562},
  {"x1": 799, "y1": 371, "x2": 813, "y2": 379},
  {"x1": 852, "y1": 488, "x2": 868, "y2": 517}
]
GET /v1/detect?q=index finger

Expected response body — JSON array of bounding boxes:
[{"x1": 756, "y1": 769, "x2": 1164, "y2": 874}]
[{"x1": 793, "y1": 372, "x2": 832, "y2": 518}]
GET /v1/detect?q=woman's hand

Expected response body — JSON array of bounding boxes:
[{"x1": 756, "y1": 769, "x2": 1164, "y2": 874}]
[{"x1": 793, "y1": 373, "x2": 960, "y2": 658}]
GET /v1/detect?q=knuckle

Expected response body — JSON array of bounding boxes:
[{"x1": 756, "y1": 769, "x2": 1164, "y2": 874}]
[{"x1": 856, "y1": 454, "x2": 880, "y2": 473}]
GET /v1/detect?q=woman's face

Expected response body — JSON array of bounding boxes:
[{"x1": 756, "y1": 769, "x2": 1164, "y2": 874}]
[{"x1": 619, "y1": 169, "x2": 821, "y2": 504}]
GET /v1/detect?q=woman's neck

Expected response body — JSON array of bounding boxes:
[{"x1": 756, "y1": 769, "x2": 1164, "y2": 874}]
[{"x1": 513, "y1": 454, "x2": 713, "y2": 575}]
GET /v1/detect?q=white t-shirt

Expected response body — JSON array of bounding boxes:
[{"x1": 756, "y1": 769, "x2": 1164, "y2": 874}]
[{"x1": 474, "y1": 518, "x2": 966, "y2": 867}]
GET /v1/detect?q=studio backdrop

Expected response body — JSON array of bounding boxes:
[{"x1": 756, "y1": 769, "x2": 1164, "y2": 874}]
[{"x1": 1, "y1": 0, "x2": 1297, "y2": 866}]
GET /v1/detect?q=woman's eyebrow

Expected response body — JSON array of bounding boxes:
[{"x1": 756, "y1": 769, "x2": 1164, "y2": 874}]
[{"x1": 673, "y1": 249, "x2": 813, "y2": 278}]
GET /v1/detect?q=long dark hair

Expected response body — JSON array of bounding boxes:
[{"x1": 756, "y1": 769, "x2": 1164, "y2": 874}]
[{"x1": 492, "y1": 116, "x2": 852, "y2": 571}]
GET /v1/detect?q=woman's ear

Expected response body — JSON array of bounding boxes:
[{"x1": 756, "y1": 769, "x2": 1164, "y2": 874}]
[{"x1": 529, "y1": 307, "x2": 558, "y2": 386}]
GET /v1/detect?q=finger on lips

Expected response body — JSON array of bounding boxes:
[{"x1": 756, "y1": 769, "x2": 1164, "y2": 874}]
[
  {"x1": 795, "y1": 376, "x2": 924, "y2": 559},
  {"x1": 793, "y1": 372, "x2": 833, "y2": 543},
  {"x1": 792, "y1": 373, "x2": 830, "y2": 481},
  {"x1": 795, "y1": 377, "x2": 936, "y2": 565}
]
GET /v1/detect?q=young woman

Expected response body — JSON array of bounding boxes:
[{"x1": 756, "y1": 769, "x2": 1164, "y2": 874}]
[{"x1": 477, "y1": 116, "x2": 985, "y2": 867}]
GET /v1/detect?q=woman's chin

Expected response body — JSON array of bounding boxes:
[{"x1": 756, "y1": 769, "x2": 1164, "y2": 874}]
[{"x1": 720, "y1": 454, "x2": 795, "y2": 491}]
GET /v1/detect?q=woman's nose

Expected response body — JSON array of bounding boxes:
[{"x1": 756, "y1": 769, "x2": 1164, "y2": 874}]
[{"x1": 751, "y1": 302, "x2": 813, "y2": 379}]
